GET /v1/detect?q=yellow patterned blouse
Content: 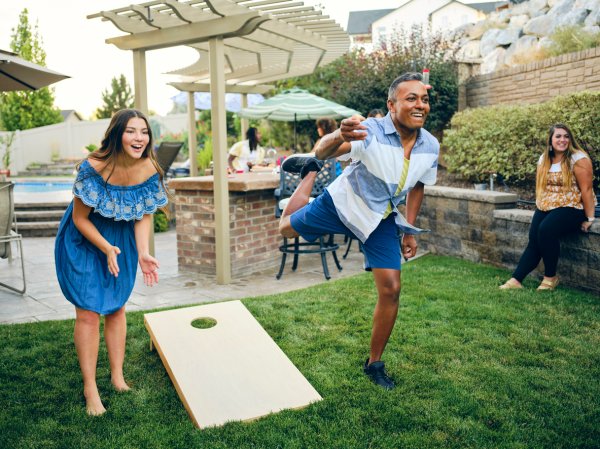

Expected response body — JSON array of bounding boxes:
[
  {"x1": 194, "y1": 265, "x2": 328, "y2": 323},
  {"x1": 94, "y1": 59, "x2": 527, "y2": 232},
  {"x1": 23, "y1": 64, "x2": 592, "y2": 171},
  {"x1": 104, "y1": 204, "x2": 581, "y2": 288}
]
[{"x1": 536, "y1": 151, "x2": 589, "y2": 211}]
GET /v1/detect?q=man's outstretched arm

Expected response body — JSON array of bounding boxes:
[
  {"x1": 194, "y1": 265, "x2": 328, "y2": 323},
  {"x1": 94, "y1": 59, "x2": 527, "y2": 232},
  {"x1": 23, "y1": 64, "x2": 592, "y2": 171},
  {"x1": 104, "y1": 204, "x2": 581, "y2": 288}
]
[{"x1": 315, "y1": 115, "x2": 366, "y2": 160}]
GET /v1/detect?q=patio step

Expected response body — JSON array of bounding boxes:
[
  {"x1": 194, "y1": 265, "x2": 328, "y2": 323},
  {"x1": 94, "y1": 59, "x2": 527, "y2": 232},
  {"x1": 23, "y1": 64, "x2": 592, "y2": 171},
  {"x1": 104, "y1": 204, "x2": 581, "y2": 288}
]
[
  {"x1": 15, "y1": 210, "x2": 65, "y2": 222},
  {"x1": 16, "y1": 221, "x2": 61, "y2": 237},
  {"x1": 15, "y1": 201, "x2": 68, "y2": 237}
]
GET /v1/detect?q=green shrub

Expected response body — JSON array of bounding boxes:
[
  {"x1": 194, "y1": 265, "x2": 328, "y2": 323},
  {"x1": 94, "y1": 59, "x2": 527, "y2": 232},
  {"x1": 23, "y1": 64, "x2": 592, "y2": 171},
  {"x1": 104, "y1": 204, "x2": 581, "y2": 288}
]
[
  {"x1": 153, "y1": 210, "x2": 169, "y2": 233},
  {"x1": 197, "y1": 138, "x2": 213, "y2": 172},
  {"x1": 443, "y1": 91, "x2": 600, "y2": 187},
  {"x1": 546, "y1": 26, "x2": 600, "y2": 57}
]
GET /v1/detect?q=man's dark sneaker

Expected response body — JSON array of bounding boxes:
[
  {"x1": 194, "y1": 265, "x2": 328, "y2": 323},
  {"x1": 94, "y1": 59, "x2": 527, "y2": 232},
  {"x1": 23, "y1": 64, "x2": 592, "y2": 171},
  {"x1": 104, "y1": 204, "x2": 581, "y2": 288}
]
[
  {"x1": 281, "y1": 156, "x2": 324, "y2": 179},
  {"x1": 363, "y1": 358, "x2": 395, "y2": 390}
]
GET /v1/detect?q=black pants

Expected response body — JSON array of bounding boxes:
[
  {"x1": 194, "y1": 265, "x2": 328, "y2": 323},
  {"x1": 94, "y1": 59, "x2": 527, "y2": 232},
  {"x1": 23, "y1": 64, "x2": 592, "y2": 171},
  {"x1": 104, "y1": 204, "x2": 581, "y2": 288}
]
[{"x1": 512, "y1": 207, "x2": 584, "y2": 282}]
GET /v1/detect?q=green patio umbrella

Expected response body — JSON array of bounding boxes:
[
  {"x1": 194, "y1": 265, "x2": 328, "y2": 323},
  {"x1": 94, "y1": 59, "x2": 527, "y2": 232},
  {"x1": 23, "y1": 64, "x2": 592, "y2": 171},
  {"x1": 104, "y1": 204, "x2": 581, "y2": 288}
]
[{"x1": 237, "y1": 87, "x2": 360, "y2": 150}]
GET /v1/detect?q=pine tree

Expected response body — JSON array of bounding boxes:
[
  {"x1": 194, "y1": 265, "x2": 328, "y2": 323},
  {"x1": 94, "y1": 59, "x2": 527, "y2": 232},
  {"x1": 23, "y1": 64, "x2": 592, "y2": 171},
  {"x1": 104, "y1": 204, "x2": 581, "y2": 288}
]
[
  {"x1": 94, "y1": 74, "x2": 134, "y2": 119},
  {"x1": 0, "y1": 9, "x2": 63, "y2": 131}
]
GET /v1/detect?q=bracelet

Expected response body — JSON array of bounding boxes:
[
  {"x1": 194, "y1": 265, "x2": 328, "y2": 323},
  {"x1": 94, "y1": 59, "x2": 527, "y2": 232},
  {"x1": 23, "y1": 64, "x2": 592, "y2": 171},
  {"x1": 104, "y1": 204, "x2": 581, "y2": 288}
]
[{"x1": 587, "y1": 217, "x2": 595, "y2": 222}]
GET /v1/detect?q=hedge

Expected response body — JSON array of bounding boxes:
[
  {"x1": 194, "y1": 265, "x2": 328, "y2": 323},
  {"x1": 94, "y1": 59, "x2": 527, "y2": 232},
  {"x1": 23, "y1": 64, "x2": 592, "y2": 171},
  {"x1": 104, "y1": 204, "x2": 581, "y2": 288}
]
[{"x1": 443, "y1": 91, "x2": 600, "y2": 187}]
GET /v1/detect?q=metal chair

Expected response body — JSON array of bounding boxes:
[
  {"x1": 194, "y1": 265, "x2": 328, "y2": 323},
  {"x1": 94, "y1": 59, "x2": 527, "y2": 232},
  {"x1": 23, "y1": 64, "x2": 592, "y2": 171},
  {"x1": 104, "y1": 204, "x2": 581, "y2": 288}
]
[
  {"x1": 274, "y1": 157, "x2": 342, "y2": 280},
  {"x1": 0, "y1": 182, "x2": 26, "y2": 294},
  {"x1": 154, "y1": 141, "x2": 184, "y2": 178}
]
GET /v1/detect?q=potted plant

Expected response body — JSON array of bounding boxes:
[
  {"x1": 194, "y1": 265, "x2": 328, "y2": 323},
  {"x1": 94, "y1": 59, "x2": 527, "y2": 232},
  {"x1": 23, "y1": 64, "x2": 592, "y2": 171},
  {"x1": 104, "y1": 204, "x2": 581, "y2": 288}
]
[{"x1": 0, "y1": 132, "x2": 16, "y2": 181}]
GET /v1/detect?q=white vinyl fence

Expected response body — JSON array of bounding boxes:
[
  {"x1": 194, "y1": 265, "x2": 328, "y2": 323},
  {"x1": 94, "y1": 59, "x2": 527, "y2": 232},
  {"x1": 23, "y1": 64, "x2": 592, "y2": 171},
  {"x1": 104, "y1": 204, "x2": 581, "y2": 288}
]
[{"x1": 0, "y1": 113, "x2": 187, "y2": 174}]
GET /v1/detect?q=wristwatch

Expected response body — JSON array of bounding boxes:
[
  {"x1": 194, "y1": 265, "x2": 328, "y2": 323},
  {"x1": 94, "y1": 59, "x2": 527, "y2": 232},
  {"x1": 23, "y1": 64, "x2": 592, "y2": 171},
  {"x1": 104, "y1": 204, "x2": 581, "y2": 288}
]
[{"x1": 586, "y1": 217, "x2": 595, "y2": 222}]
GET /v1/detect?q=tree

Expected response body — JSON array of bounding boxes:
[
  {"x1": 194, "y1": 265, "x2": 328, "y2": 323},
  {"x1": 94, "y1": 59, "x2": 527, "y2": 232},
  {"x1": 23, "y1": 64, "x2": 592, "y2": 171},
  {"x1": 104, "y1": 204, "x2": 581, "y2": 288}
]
[
  {"x1": 276, "y1": 25, "x2": 458, "y2": 141},
  {"x1": 94, "y1": 74, "x2": 134, "y2": 119},
  {"x1": 0, "y1": 9, "x2": 63, "y2": 131}
]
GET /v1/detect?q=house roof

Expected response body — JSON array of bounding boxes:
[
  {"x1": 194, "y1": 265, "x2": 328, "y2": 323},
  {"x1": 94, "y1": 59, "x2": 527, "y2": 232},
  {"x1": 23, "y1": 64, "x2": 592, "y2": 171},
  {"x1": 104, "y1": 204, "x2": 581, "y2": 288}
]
[
  {"x1": 347, "y1": 9, "x2": 395, "y2": 35},
  {"x1": 428, "y1": 1, "x2": 509, "y2": 17},
  {"x1": 467, "y1": 1, "x2": 509, "y2": 14},
  {"x1": 60, "y1": 110, "x2": 82, "y2": 121}
]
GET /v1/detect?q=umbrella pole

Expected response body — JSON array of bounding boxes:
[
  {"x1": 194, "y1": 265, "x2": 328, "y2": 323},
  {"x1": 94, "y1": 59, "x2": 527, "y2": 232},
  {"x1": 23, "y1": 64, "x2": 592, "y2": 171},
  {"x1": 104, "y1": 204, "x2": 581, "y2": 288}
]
[{"x1": 293, "y1": 113, "x2": 297, "y2": 153}]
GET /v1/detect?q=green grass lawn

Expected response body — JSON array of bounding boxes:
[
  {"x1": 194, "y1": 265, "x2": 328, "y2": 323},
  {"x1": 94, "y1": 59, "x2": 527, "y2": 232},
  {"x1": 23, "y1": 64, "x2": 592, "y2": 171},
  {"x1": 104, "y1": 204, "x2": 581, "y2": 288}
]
[{"x1": 1, "y1": 255, "x2": 599, "y2": 449}]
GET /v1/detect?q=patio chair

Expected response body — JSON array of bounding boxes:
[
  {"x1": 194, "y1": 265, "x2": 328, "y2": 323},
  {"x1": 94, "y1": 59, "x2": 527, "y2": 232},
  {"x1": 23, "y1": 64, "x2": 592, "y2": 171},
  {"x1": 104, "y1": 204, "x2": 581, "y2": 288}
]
[
  {"x1": 0, "y1": 182, "x2": 26, "y2": 294},
  {"x1": 274, "y1": 157, "x2": 342, "y2": 280},
  {"x1": 155, "y1": 141, "x2": 184, "y2": 177}
]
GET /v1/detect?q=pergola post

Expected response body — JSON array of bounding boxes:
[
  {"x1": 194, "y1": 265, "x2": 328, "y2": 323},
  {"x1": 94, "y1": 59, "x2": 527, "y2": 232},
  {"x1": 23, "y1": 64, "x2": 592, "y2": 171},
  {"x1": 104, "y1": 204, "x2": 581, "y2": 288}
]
[
  {"x1": 240, "y1": 93, "x2": 249, "y2": 140},
  {"x1": 209, "y1": 36, "x2": 231, "y2": 284},
  {"x1": 132, "y1": 49, "x2": 155, "y2": 256},
  {"x1": 132, "y1": 50, "x2": 148, "y2": 113},
  {"x1": 187, "y1": 92, "x2": 198, "y2": 176}
]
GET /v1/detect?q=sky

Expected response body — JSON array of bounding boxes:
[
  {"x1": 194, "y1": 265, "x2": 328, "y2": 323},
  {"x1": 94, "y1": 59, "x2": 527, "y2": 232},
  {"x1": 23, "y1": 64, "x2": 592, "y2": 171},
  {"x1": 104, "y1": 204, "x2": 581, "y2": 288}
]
[{"x1": 0, "y1": 0, "x2": 400, "y2": 119}]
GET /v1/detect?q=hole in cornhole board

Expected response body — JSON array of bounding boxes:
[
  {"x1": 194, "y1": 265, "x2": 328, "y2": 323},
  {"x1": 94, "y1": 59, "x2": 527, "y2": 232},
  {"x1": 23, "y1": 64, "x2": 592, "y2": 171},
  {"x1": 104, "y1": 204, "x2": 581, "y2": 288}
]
[
  {"x1": 144, "y1": 300, "x2": 322, "y2": 429},
  {"x1": 191, "y1": 317, "x2": 217, "y2": 329}
]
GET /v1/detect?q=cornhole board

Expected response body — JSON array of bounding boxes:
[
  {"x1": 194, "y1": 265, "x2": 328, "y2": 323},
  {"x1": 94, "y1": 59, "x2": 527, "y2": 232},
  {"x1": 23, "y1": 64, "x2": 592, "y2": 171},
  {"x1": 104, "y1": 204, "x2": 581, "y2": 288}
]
[{"x1": 144, "y1": 300, "x2": 322, "y2": 429}]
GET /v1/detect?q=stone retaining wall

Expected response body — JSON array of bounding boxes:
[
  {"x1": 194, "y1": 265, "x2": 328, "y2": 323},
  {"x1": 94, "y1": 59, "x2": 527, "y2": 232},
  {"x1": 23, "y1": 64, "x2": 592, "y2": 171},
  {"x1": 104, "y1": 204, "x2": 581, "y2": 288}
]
[
  {"x1": 461, "y1": 47, "x2": 600, "y2": 109},
  {"x1": 417, "y1": 186, "x2": 599, "y2": 294}
]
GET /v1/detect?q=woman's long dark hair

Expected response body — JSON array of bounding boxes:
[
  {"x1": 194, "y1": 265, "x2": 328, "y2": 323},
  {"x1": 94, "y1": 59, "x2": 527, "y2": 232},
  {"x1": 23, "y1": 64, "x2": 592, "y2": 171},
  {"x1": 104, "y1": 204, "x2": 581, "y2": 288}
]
[
  {"x1": 78, "y1": 108, "x2": 170, "y2": 214},
  {"x1": 247, "y1": 127, "x2": 259, "y2": 152}
]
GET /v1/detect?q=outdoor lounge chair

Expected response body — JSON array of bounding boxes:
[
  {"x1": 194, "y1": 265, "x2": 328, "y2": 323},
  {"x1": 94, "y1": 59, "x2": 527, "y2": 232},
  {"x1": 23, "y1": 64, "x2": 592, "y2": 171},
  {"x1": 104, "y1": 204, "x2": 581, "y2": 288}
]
[
  {"x1": 155, "y1": 141, "x2": 184, "y2": 177},
  {"x1": 274, "y1": 157, "x2": 342, "y2": 280},
  {"x1": 0, "y1": 182, "x2": 26, "y2": 294}
]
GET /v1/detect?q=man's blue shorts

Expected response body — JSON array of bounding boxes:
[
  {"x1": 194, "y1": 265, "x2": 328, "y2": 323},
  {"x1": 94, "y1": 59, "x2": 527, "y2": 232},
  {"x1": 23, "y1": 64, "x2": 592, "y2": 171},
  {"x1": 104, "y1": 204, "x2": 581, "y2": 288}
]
[{"x1": 290, "y1": 190, "x2": 401, "y2": 271}]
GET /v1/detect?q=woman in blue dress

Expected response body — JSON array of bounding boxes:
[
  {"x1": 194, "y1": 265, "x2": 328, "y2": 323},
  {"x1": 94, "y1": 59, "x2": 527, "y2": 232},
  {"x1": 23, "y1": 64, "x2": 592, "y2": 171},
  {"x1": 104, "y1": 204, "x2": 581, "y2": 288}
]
[{"x1": 55, "y1": 109, "x2": 168, "y2": 415}]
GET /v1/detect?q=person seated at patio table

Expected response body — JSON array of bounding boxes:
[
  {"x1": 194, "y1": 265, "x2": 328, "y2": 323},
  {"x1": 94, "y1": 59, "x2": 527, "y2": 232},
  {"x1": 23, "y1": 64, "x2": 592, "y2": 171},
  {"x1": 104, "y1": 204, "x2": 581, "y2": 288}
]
[
  {"x1": 312, "y1": 118, "x2": 337, "y2": 152},
  {"x1": 227, "y1": 126, "x2": 265, "y2": 173},
  {"x1": 312, "y1": 118, "x2": 344, "y2": 176},
  {"x1": 55, "y1": 109, "x2": 168, "y2": 416},
  {"x1": 278, "y1": 72, "x2": 438, "y2": 390},
  {"x1": 500, "y1": 123, "x2": 596, "y2": 291},
  {"x1": 368, "y1": 108, "x2": 385, "y2": 118}
]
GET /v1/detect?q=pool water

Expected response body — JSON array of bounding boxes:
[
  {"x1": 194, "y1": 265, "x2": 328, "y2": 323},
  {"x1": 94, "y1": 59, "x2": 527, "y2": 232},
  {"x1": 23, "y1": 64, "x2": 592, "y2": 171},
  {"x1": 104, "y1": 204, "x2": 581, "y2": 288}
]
[{"x1": 14, "y1": 182, "x2": 73, "y2": 193}]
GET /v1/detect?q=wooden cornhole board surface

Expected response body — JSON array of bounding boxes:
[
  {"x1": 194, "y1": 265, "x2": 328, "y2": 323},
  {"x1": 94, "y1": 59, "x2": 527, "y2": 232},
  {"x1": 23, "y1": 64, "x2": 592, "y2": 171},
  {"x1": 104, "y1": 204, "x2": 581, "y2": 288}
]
[{"x1": 144, "y1": 300, "x2": 322, "y2": 429}]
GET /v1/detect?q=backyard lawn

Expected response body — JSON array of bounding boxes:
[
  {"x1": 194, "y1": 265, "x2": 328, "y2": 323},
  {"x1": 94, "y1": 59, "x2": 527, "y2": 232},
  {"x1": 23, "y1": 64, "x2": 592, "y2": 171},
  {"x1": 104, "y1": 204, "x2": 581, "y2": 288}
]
[{"x1": 1, "y1": 255, "x2": 598, "y2": 449}]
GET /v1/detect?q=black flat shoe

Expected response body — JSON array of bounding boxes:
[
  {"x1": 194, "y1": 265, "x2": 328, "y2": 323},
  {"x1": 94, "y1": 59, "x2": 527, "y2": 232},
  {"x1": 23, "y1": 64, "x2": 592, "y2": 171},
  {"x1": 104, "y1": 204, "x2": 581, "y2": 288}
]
[
  {"x1": 281, "y1": 156, "x2": 324, "y2": 178},
  {"x1": 363, "y1": 358, "x2": 395, "y2": 390}
]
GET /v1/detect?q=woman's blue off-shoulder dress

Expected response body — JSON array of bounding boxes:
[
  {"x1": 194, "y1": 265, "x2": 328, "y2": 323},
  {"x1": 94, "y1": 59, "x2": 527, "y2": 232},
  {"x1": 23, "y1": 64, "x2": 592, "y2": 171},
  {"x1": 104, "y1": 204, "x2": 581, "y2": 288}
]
[{"x1": 55, "y1": 160, "x2": 168, "y2": 315}]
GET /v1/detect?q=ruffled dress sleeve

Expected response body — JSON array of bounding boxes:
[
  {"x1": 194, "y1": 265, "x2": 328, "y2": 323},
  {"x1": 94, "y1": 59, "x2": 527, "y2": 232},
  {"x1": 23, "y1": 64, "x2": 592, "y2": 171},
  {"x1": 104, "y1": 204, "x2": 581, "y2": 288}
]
[{"x1": 72, "y1": 160, "x2": 168, "y2": 221}]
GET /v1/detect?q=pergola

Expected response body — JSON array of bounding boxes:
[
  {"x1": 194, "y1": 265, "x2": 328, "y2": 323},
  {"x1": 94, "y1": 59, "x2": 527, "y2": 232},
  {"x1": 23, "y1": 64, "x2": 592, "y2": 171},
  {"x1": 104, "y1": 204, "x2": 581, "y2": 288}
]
[{"x1": 88, "y1": 0, "x2": 350, "y2": 283}]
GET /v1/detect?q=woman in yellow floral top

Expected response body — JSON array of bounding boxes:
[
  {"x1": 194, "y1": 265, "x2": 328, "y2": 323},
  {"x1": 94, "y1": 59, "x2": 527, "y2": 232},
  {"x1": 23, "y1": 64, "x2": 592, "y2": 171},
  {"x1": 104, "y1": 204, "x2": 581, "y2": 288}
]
[{"x1": 500, "y1": 123, "x2": 596, "y2": 291}]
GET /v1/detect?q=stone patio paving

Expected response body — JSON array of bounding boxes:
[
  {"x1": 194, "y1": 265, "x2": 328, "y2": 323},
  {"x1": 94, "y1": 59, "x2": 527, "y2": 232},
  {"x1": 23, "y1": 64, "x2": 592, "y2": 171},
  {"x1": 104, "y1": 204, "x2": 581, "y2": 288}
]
[{"x1": 0, "y1": 229, "x2": 368, "y2": 324}]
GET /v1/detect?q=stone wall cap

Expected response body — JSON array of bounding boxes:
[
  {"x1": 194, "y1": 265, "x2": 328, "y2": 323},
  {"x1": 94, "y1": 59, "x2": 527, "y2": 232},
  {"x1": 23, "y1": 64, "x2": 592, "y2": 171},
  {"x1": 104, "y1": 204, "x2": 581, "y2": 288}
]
[
  {"x1": 168, "y1": 173, "x2": 279, "y2": 192},
  {"x1": 494, "y1": 208, "x2": 533, "y2": 223},
  {"x1": 425, "y1": 185, "x2": 518, "y2": 204}
]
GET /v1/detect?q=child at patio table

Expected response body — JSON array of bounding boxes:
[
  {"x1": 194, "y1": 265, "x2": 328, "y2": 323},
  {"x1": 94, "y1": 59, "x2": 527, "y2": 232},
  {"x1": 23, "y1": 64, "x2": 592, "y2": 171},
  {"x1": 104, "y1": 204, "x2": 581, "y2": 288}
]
[{"x1": 54, "y1": 109, "x2": 168, "y2": 416}]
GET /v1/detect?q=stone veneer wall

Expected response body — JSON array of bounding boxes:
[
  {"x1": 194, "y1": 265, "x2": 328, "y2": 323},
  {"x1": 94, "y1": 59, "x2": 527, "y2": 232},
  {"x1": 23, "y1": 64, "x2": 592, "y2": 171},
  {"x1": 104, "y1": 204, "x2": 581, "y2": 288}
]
[
  {"x1": 417, "y1": 186, "x2": 599, "y2": 294},
  {"x1": 463, "y1": 47, "x2": 600, "y2": 109},
  {"x1": 174, "y1": 188, "x2": 280, "y2": 277}
]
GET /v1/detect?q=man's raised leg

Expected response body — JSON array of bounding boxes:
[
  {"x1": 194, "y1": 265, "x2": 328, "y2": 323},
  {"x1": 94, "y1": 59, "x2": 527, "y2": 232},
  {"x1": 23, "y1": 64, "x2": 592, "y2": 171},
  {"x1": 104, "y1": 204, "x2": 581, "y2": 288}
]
[{"x1": 278, "y1": 171, "x2": 318, "y2": 238}]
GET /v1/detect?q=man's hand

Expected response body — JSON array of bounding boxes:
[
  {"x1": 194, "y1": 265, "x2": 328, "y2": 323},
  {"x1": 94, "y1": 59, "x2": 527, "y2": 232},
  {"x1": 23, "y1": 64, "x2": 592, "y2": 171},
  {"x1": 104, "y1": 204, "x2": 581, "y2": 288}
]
[
  {"x1": 340, "y1": 114, "x2": 367, "y2": 142},
  {"x1": 401, "y1": 234, "x2": 417, "y2": 260}
]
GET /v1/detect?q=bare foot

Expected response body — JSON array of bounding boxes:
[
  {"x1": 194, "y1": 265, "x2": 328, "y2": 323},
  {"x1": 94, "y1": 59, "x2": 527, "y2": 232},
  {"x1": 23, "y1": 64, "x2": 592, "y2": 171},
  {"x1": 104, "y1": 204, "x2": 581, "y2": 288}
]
[
  {"x1": 111, "y1": 377, "x2": 131, "y2": 392},
  {"x1": 84, "y1": 388, "x2": 106, "y2": 416}
]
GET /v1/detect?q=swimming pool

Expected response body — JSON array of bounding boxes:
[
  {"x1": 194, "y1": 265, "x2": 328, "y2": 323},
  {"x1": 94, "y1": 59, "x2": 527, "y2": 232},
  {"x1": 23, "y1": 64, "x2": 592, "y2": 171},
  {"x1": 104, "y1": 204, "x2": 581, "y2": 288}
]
[{"x1": 13, "y1": 181, "x2": 73, "y2": 193}]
